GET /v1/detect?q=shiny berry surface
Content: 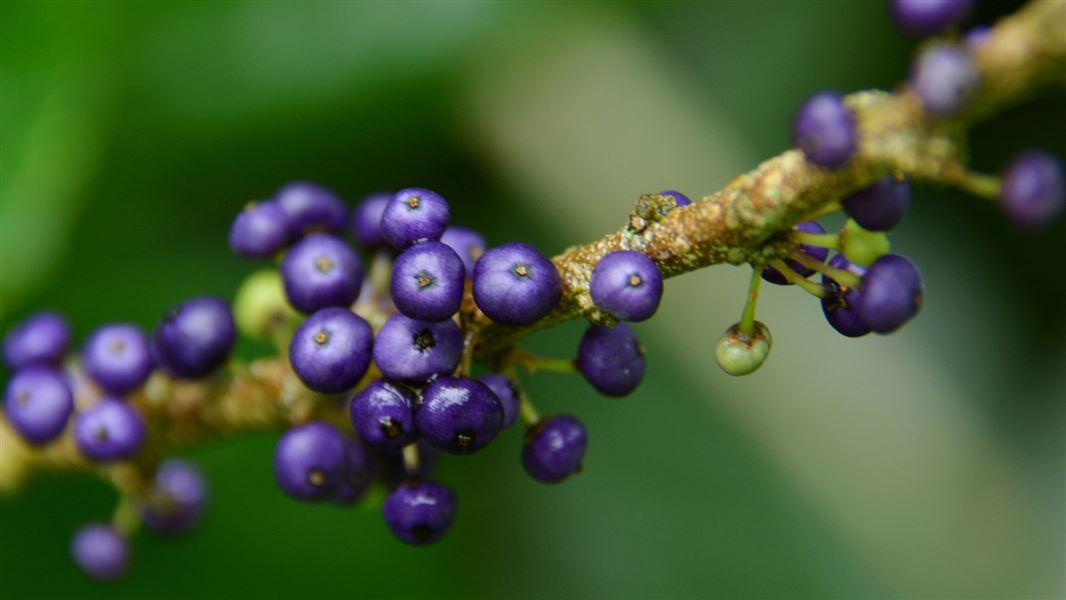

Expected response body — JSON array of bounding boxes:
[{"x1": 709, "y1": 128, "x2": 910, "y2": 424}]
[
  {"x1": 382, "y1": 480, "x2": 456, "y2": 545},
  {"x1": 391, "y1": 241, "x2": 466, "y2": 322},
  {"x1": 350, "y1": 380, "x2": 417, "y2": 448},
  {"x1": 590, "y1": 250, "x2": 663, "y2": 322},
  {"x1": 280, "y1": 233, "x2": 364, "y2": 314},
  {"x1": 522, "y1": 415, "x2": 588, "y2": 484},
  {"x1": 380, "y1": 188, "x2": 451, "y2": 250},
  {"x1": 289, "y1": 307, "x2": 373, "y2": 394},
  {"x1": 472, "y1": 242, "x2": 562, "y2": 326},
  {"x1": 793, "y1": 91, "x2": 857, "y2": 168},
  {"x1": 577, "y1": 324, "x2": 646, "y2": 397},
  {"x1": 273, "y1": 422, "x2": 347, "y2": 501},
  {"x1": 153, "y1": 296, "x2": 236, "y2": 378},
  {"x1": 416, "y1": 376, "x2": 503, "y2": 455},
  {"x1": 372, "y1": 314, "x2": 462, "y2": 383}
]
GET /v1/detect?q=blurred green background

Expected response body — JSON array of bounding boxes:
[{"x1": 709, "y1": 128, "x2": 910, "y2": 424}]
[{"x1": 2, "y1": 1, "x2": 1064, "y2": 598}]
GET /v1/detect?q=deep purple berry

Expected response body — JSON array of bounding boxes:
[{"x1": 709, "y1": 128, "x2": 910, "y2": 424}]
[
  {"x1": 350, "y1": 192, "x2": 392, "y2": 248},
  {"x1": 590, "y1": 250, "x2": 663, "y2": 322},
  {"x1": 472, "y1": 242, "x2": 562, "y2": 326},
  {"x1": 71, "y1": 524, "x2": 128, "y2": 581},
  {"x1": 273, "y1": 421, "x2": 347, "y2": 501},
  {"x1": 1001, "y1": 151, "x2": 1064, "y2": 230},
  {"x1": 391, "y1": 241, "x2": 466, "y2": 322},
  {"x1": 577, "y1": 324, "x2": 646, "y2": 397},
  {"x1": 289, "y1": 307, "x2": 373, "y2": 394},
  {"x1": 439, "y1": 225, "x2": 486, "y2": 276},
  {"x1": 3, "y1": 367, "x2": 73, "y2": 445},
  {"x1": 890, "y1": 0, "x2": 972, "y2": 36},
  {"x1": 793, "y1": 92, "x2": 857, "y2": 169},
  {"x1": 275, "y1": 181, "x2": 347, "y2": 235},
  {"x1": 843, "y1": 176, "x2": 910, "y2": 232},
  {"x1": 820, "y1": 254, "x2": 871, "y2": 338},
  {"x1": 382, "y1": 480, "x2": 456, "y2": 545},
  {"x1": 83, "y1": 324, "x2": 154, "y2": 395},
  {"x1": 229, "y1": 201, "x2": 291, "y2": 258},
  {"x1": 857, "y1": 254, "x2": 923, "y2": 334},
  {"x1": 350, "y1": 380, "x2": 417, "y2": 448},
  {"x1": 478, "y1": 374, "x2": 520, "y2": 429},
  {"x1": 762, "y1": 221, "x2": 830, "y2": 285},
  {"x1": 153, "y1": 296, "x2": 236, "y2": 378},
  {"x1": 280, "y1": 233, "x2": 364, "y2": 314},
  {"x1": 416, "y1": 377, "x2": 503, "y2": 455},
  {"x1": 74, "y1": 399, "x2": 146, "y2": 461},
  {"x1": 334, "y1": 437, "x2": 373, "y2": 505},
  {"x1": 372, "y1": 314, "x2": 462, "y2": 383},
  {"x1": 911, "y1": 44, "x2": 980, "y2": 116},
  {"x1": 380, "y1": 188, "x2": 450, "y2": 250},
  {"x1": 3, "y1": 311, "x2": 70, "y2": 371},
  {"x1": 142, "y1": 459, "x2": 209, "y2": 535},
  {"x1": 522, "y1": 415, "x2": 588, "y2": 484},
  {"x1": 659, "y1": 190, "x2": 691, "y2": 207}
]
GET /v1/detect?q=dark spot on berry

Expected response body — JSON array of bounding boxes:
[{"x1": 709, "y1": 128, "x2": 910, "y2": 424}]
[
  {"x1": 94, "y1": 426, "x2": 110, "y2": 443},
  {"x1": 315, "y1": 256, "x2": 334, "y2": 273},
  {"x1": 415, "y1": 272, "x2": 435, "y2": 289},
  {"x1": 454, "y1": 433, "x2": 473, "y2": 452},
  {"x1": 412, "y1": 524, "x2": 432, "y2": 542},
  {"x1": 406, "y1": 196, "x2": 421, "y2": 210},
  {"x1": 314, "y1": 329, "x2": 330, "y2": 345},
  {"x1": 308, "y1": 469, "x2": 326, "y2": 487},
  {"x1": 512, "y1": 264, "x2": 530, "y2": 278},
  {"x1": 109, "y1": 339, "x2": 125, "y2": 354},
  {"x1": 414, "y1": 331, "x2": 435, "y2": 352},
  {"x1": 379, "y1": 417, "x2": 402, "y2": 439},
  {"x1": 628, "y1": 274, "x2": 643, "y2": 287}
]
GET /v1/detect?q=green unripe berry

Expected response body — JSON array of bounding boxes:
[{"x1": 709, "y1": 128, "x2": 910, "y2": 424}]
[
  {"x1": 233, "y1": 269, "x2": 299, "y2": 340},
  {"x1": 840, "y1": 219, "x2": 890, "y2": 266},
  {"x1": 714, "y1": 321, "x2": 772, "y2": 376}
]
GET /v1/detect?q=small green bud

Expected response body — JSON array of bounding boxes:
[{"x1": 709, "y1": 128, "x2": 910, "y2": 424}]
[
  {"x1": 840, "y1": 219, "x2": 890, "y2": 267},
  {"x1": 233, "y1": 269, "x2": 298, "y2": 340},
  {"x1": 714, "y1": 321, "x2": 772, "y2": 376}
]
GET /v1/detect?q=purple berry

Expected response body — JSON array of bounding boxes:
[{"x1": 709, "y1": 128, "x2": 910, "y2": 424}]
[
  {"x1": 439, "y1": 225, "x2": 486, "y2": 276},
  {"x1": 843, "y1": 176, "x2": 910, "y2": 231},
  {"x1": 275, "y1": 181, "x2": 347, "y2": 235},
  {"x1": 71, "y1": 524, "x2": 128, "y2": 581},
  {"x1": 965, "y1": 25, "x2": 992, "y2": 50},
  {"x1": 659, "y1": 190, "x2": 691, "y2": 207},
  {"x1": 83, "y1": 324, "x2": 154, "y2": 395},
  {"x1": 590, "y1": 250, "x2": 663, "y2": 322},
  {"x1": 280, "y1": 233, "x2": 364, "y2": 314},
  {"x1": 382, "y1": 480, "x2": 456, "y2": 545},
  {"x1": 1001, "y1": 151, "x2": 1064, "y2": 230},
  {"x1": 762, "y1": 221, "x2": 830, "y2": 285},
  {"x1": 141, "y1": 459, "x2": 209, "y2": 535},
  {"x1": 3, "y1": 311, "x2": 70, "y2": 371},
  {"x1": 793, "y1": 91, "x2": 857, "y2": 169},
  {"x1": 390, "y1": 241, "x2": 466, "y2": 322},
  {"x1": 273, "y1": 421, "x2": 347, "y2": 501},
  {"x1": 890, "y1": 0, "x2": 972, "y2": 36},
  {"x1": 334, "y1": 437, "x2": 373, "y2": 505},
  {"x1": 289, "y1": 307, "x2": 373, "y2": 394},
  {"x1": 857, "y1": 254, "x2": 923, "y2": 334},
  {"x1": 380, "y1": 188, "x2": 450, "y2": 250},
  {"x1": 522, "y1": 415, "x2": 588, "y2": 484},
  {"x1": 3, "y1": 367, "x2": 73, "y2": 444},
  {"x1": 350, "y1": 192, "x2": 392, "y2": 248},
  {"x1": 911, "y1": 44, "x2": 980, "y2": 116},
  {"x1": 153, "y1": 296, "x2": 236, "y2": 379},
  {"x1": 372, "y1": 314, "x2": 462, "y2": 383},
  {"x1": 416, "y1": 377, "x2": 503, "y2": 455},
  {"x1": 820, "y1": 254, "x2": 871, "y2": 338},
  {"x1": 478, "y1": 374, "x2": 520, "y2": 429},
  {"x1": 577, "y1": 324, "x2": 646, "y2": 397},
  {"x1": 74, "y1": 398, "x2": 146, "y2": 461},
  {"x1": 350, "y1": 380, "x2": 417, "y2": 448},
  {"x1": 229, "y1": 201, "x2": 291, "y2": 258},
  {"x1": 472, "y1": 242, "x2": 562, "y2": 326}
]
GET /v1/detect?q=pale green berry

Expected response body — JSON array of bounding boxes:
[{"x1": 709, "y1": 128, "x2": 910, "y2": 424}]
[
  {"x1": 714, "y1": 321, "x2": 772, "y2": 376},
  {"x1": 840, "y1": 219, "x2": 890, "y2": 266},
  {"x1": 233, "y1": 269, "x2": 298, "y2": 340}
]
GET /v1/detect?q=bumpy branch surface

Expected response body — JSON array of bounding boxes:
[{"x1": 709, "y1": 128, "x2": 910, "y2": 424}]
[{"x1": 2, "y1": 0, "x2": 1064, "y2": 494}]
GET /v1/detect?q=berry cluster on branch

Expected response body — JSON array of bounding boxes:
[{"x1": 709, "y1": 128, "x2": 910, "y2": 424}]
[{"x1": 1, "y1": 0, "x2": 1064, "y2": 581}]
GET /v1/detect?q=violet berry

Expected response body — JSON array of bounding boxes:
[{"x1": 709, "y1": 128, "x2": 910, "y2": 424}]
[
  {"x1": 289, "y1": 307, "x2": 373, "y2": 394},
  {"x1": 911, "y1": 43, "x2": 980, "y2": 116},
  {"x1": 3, "y1": 311, "x2": 70, "y2": 371},
  {"x1": 762, "y1": 221, "x2": 829, "y2": 285},
  {"x1": 439, "y1": 225, "x2": 486, "y2": 275},
  {"x1": 74, "y1": 399, "x2": 146, "y2": 461},
  {"x1": 350, "y1": 192, "x2": 392, "y2": 248},
  {"x1": 372, "y1": 314, "x2": 462, "y2": 383},
  {"x1": 857, "y1": 254, "x2": 924, "y2": 334},
  {"x1": 350, "y1": 380, "x2": 417, "y2": 448},
  {"x1": 273, "y1": 421, "x2": 347, "y2": 501},
  {"x1": 380, "y1": 188, "x2": 451, "y2": 250},
  {"x1": 590, "y1": 250, "x2": 663, "y2": 322},
  {"x1": 820, "y1": 254, "x2": 872, "y2": 338},
  {"x1": 382, "y1": 480, "x2": 456, "y2": 546},
  {"x1": 843, "y1": 176, "x2": 910, "y2": 231},
  {"x1": 280, "y1": 233, "x2": 364, "y2": 314},
  {"x1": 890, "y1": 0, "x2": 972, "y2": 36},
  {"x1": 577, "y1": 324, "x2": 646, "y2": 397},
  {"x1": 391, "y1": 241, "x2": 466, "y2": 322},
  {"x1": 153, "y1": 296, "x2": 236, "y2": 379},
  {"x1": 1001, "y1": 151, "x2": 1064, "y2": 230},
  {"x1": 472, "y1": 242, "x2": 562, "y2": 326},
  {"x1": 522, "y1": 415, "x2": 588, "y2": 484},
  {"x1": 275, "y1": 181, "x2": 347, "y2": 235},
  {"x1": 793, "y1": 91, "x2": 857, "y2": 169},
  {"x1": 229, "y1": 201, "x2": 291, "y2": 258},
  {"x1": 83, "y1": 324, "x2": 154, "y2": 395},
  {"x1": 3, "y1": 367, "x2": 73, "y2": 445},
  {"x1": 334, "y1": 437, "x2": 374, "y2": 505},
  {"x1": 141, "y1": 459, "x2": 209, "y2": 535},
  {"x1": 478, "y1": 373, "x2": 520, "y2": 429},
  {"x1": 416, "y1": 377, "x2": 504, "y2": 455},
  {"x1": 659, "y1": 190, "x2": 691, "y2": 207},
  {"x1": 71, "y1": 524, "x2": 128, "y2": 581}
]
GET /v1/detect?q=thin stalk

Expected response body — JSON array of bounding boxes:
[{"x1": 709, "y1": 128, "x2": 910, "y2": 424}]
[
  {"x1": 788, "y1": 251, "x2": 862, "y2": 289},
  {"x1": 768, "y1": 259, "x2": 827, "y2": 298},
  {"x1": 791, "y1": 231, "x2": 841, "y2": 250},
  {"x1": 739, "y1": 267, "x2": 763, "y2": 334}
]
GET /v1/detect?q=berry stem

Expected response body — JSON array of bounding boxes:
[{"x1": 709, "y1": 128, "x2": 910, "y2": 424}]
[
  {"x1": 802, "y1": 201, "x2": 842, "y2": 221},
  {"x1": 111, "y1": 494, "x2": 141, "y2": 536},
  {"x1": 402, "y1": 442, "x2": 420, "y2": 476},
  {"x1": 790, "y1": 231, "x2": 841, "y2": 250},
  {"x1": 739, "y1": 266, "x2": 763, "y2": 335},
  {"x1": 788, "y1": 251, "x2": 863, "y2": 289},
  {"x1": 508, "y1": 348, "x2": 577, "y2": 374},
  {"x1": 943, "y1": 165, "x2": 1003, "y2": 200},
  {"x1": 767, "y1": 259, "x2": 827, "y2": 298}
]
